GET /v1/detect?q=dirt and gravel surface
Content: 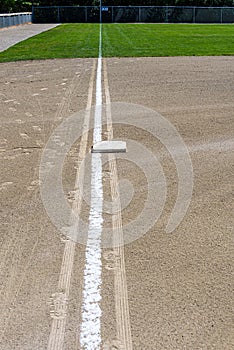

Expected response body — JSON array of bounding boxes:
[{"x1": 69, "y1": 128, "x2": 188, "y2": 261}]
[
  {"x1": 0, "y1": 56, "x2": 233, "y2": 350},
  {"x1": 0, "y1": 24, "x2": 59, "y2": 52}
]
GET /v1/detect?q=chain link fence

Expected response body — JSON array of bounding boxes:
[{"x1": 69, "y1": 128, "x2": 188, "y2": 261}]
[{"x1": 32, "y1": 6, "x2": 234, "y2": 24}]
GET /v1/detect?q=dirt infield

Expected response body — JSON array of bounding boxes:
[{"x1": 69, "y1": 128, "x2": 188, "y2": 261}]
[{"x1": 0, "y1": 56, "x2": 233, "y2": 349}]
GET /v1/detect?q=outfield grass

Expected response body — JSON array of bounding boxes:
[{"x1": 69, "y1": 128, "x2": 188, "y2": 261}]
[
  {"x1": 103, "y1": 24, "x2": 234, "y2": 57},
  {"x1": 0, "y1": 24, "x2": 233, "y2": 62},
  {"x1": 0, "y1": 24, "x2": 99, "y2": 62}
]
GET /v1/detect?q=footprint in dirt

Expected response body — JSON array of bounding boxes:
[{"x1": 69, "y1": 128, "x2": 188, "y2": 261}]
[
  {"x1": 20, "y1": 133, "x2": 30, "y2": 140},
  {"x1": 0, "y1": 182, "x2": 13, "y2": 191}
]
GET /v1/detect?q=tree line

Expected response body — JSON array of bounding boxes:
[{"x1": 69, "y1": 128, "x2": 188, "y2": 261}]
[
  {"x1": 35, "y1": 0, "x2": 234, "y2": 6},
  {"x1": 1, "y1": 0, "x2": 234, "y2": 13}
]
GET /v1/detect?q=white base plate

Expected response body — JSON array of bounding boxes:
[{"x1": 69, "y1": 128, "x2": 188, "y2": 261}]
[{"x1": 91, "y1": 141, "x2": 126, "y2": 153}]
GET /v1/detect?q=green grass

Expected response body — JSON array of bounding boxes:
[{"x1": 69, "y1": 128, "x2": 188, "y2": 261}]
[
  {"x1": 0, "y1": 24, "x2": 99, "y2": 62},
  {"x1": 0, "y1": 24, "x2": 233, "y2": 62},
  {"x1": 103, "y1": 24, "x2": 234, "y2": 57}
]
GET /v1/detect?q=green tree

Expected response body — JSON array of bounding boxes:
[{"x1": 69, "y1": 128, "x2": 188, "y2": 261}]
[
  {"x1": 1, "y1": 0, "x2": 233, "y2": 12},
  {"x1": 0, "y1": 0, "x2": 32, "y2": 13},
  {"x1": 0, "y1": 0, "x2": 15, "y2": 13}
]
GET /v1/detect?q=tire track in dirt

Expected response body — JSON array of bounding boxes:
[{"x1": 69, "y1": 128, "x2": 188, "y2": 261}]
[
  {"x1": 103, "y1": 58, "x2": 133, "y2": 350},
  {"x1": 0, "y1": 62, "x2": 88, "y2": 346},
  {"x1": 47, "y1": 59, "x2": 96, "y2": 350}
]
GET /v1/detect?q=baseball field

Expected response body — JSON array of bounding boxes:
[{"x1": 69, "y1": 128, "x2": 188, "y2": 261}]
[{"x1": 0, "y1": 23, "x2": 233, "y2": 350}]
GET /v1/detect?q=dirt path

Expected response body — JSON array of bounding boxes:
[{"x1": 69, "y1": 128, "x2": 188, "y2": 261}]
[
  {"x1": 0, "y1": 24, "x2": 59, "y2": 52},
  {"x1": 0, "y1": 56, "x2": 233, "y2": 349}
]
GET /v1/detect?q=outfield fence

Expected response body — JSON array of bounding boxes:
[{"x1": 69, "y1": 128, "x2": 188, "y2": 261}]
[
  {"x1": 32, "y1": 6, "x2": 234, "y2": 24},
  {"x1": 0, "y1": 12, "x2": 32, "y2": 28}
]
